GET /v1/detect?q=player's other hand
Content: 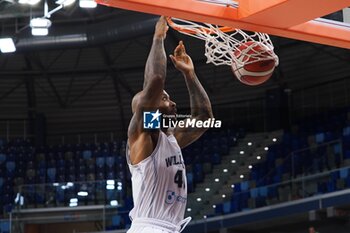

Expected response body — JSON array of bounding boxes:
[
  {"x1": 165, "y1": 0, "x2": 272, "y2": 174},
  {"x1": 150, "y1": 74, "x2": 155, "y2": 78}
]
[
  {"x1": 170, "y1": 41, "x2": 194, "y2": 75},
  {"x1": 154, "y1": 16, "x2": 169, "y2": 39}
]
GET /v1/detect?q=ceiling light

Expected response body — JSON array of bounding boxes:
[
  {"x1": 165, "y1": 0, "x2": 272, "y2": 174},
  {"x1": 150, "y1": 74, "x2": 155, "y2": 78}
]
[
  {"x1": 222, "y1": 194, "x2": 226, "y2": 198},
  {"x1": 69, "y1": 202, "x2": 78, "y2": 207},
  {"x1": 31, "y1": 28, "x2": 49, "y2": 36},
  {"x1": 212, "y1": 205, "x2": 216, "y2": 208},
  {"x1": 240, "y1": 174, "x2": 244, "y2": 179},
  {"x1": 0, "y1": 38, "x2": 16, "y2": 53},
  {"x1": 106, "y1": 184, "x2": 115, "y2": 190},
  {"x1": 197, "y1": 198, "x2": 202, "y2": 202},
  {"x1": 187, "y1": 208, "x2": 191, "y2": 212},
  {"x1": 70, "y1": 198, "x2": 78, "y2": 203},
  {"x1": 257, "y1": 156, "x2": 261, "y2": 160},
  {"x1": 56, "y1": 0, "x2": 75, "y2": 6},
  {"x1": 19, "y1": 0, "x2": 40, "y2": 5},
  {"x1": 247, "y1": 142, "x2": 252, "y2": 146},
  {"x1": 205, "y1": 188, "x2": 210, "y2": 192},
  {"x1": 240, "y1": 150, "x2": 244, "y2": 154},
  {"x1": 107, "y1": 180, "x2": 115, "y2": 185},
  {"x1": 272, "y1": 138, "x2": 277, "y2": 142},
  {"x1": 110, "y1": 200, "x2": 118, "y2": 206},
  {"x1": 79, "y1": 0, "x2": 97, "y2": 8},
  {"x1": 231, "y1": 160, "x2": 236, "y2": 164},
  {"x1": 223, "y1": 169, "x2": 228, "y2": 173},
  {"x1": 248, "y1": 165, "x2": 253, "y2": 169},
  {"x1": 214, "y1": 178, "x2": 219, "y2": 182},
  {"x1": 264, "y1": 147, "x2": 269, "y2": 151},
  {"x1": 30, "y1": 18, "x2": 51, "y2": 27},
  {"x1": 77, "y1": 191, "x2": 88, "y2": 196},
  {"x1": 30, "y1": 18, "x2": 52, "y2": 36}
]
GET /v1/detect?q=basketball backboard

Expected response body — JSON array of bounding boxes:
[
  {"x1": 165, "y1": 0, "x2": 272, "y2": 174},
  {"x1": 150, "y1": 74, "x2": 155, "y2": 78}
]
[{"x1": 95, "y1": 0, "x2": 350, "y2": 49}]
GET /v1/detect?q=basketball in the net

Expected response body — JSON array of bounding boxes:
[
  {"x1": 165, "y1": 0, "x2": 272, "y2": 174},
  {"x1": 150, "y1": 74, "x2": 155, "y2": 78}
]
[{"x1": 231, "y1": 41, "x2": 276, "y2": 86}]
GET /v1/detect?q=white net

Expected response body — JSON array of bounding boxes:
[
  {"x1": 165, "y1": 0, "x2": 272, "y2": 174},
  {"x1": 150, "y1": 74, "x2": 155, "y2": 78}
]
[{"x1": 168, "y1": 18, "x2": 279, "y2": 68}]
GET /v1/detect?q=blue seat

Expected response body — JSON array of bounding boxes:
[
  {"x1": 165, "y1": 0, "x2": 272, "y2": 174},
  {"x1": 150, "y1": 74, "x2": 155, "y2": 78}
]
[
  {"x1": 106, "y1": 190, "x2": 117, "y2": 201},
  {"x1": 240, "y1": 181, "x2": 249, "y2": 191},
  {"x1": 186, "y1": 172, "x2": 194, "y2": 193},
  {"x1": 6, "y1": 161, "x2": 15, "y2": 172},
  {"x1": 339, "y1": 168, "x2": 349, "y2": 179},
  {"x1": 315, "y1": 133, "x2": 325, "y2": 143},
  {"x1": 0, "y1": 220, "x2": 10, "y2": 233},
  {"x1": 250, "y1": 188, "x2": 258, "y2": 198},
  {"x1": 194, "y1": 163, "x2": 202, "y2": 173},
  {"x1": 346, "y1": 176, "x2": 350, "y2": 188},
  {"x1": 83, "y1": 150, "x2": 92, "y2": 160},
  {"x1": 333, "y1": 143, "x2": 341, "y2": 154},
  {"x1": 6, "y1": 162, "x2": 15, "y2": 177},
  {"x1": 330, "y1": 171, "x2": 339, "y2": 181},
  {"x1": 96, "y1": 157, "x2": 105, "y2": 168},
  {"x1": 343, "y1": 126, "x2": 350, "y2": 136},
  {"x1": 111, "y1": 215, "x2": 121, "y2": 227},
  {"x1": 258, "y1": 187, "x2": 268, "y2": 197},
  {"x1": 223, "y1": 201, "x2": 231, "y2": 214},
  {"x1": 57, "y1": 159, "x2": 65, "y2": 168},
  {"x1": 327, "y1": 180, "x2": 336, "y2": 192},
  {"x1": 0, "y1": 153, "x2": 6, "y2": 164},
  {"x1": 47, "y1": 168, "x2": 57, "y2": 182},
  {"x1": 273, "y1": 175, "x2": 281, "y2": 183},
  {"x1": 344, "y1": 135, "x2": 350, "y2": 145},
  {"x1": 234, "y1": 183, "x2": 241, "y2": 193},
  {"x1": 106, "y1": 172, "x2": 115, "y2": 180},
  {"x1": 268, "y1": 186, "x2": 278, "y2": 198},
  {"x1": 106, "y1": 157, "x2": 115, "y2": 168},
  {"x1": 194, "y1": 170, "x2": 203, "y2": 183},
  {"x1": 344, "y1": 150, "x2": 350, "y2": 159},
  {"x1": 325, "y1": 132, "x2": 335, "y2": 142}
]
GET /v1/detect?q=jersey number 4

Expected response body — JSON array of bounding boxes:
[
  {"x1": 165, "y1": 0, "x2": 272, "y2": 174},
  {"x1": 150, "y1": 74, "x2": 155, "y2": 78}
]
[{"x1": 174, "y1": 170, "x2": 185, "y2": 189}]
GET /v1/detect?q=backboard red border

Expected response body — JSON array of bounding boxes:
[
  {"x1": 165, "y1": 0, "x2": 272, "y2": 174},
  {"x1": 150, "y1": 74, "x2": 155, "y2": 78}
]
[{"x1": 95, "y1": 0, "x2": 350, "y2": 49}]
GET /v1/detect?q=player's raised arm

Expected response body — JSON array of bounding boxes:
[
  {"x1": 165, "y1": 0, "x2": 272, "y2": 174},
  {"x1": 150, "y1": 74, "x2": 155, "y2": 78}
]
[
  {"x1": 141, "y1": 16, "x2": 168, "y2": 107},
  {"x1": 127, "y1": 16, "x2": 168, "y2": 165},
  {"x1": 170, "y1": 41, "x2": 213, "y2": 148}
]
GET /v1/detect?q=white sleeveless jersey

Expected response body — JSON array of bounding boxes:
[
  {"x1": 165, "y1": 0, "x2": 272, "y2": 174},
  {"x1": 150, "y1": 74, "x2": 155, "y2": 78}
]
[{"x1": 126, "y1": 131, "x2": 187, "y2": 225}]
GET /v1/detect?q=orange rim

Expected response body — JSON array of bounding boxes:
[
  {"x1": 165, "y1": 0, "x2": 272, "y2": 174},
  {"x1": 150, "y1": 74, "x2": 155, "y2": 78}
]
[{"x1": 166, "y1": 17, "x2": 235, "y2": 35}]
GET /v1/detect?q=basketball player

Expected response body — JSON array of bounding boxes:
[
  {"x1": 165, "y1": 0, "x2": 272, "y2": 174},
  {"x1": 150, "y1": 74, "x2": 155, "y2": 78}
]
[{"x1": 126, "y1": 16, "x2": 213, "y2": 233}]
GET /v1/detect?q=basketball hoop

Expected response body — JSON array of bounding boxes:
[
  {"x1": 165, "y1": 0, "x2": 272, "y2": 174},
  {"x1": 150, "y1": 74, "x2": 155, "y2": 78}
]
[{"x1": 166, "y1": 17, "x2": 279, "y2": 68}]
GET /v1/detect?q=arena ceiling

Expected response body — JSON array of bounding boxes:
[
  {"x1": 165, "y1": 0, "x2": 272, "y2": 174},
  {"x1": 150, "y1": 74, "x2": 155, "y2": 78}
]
[{"x1": 0, "y1": 2, "x2": 349, "y2": 141}]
